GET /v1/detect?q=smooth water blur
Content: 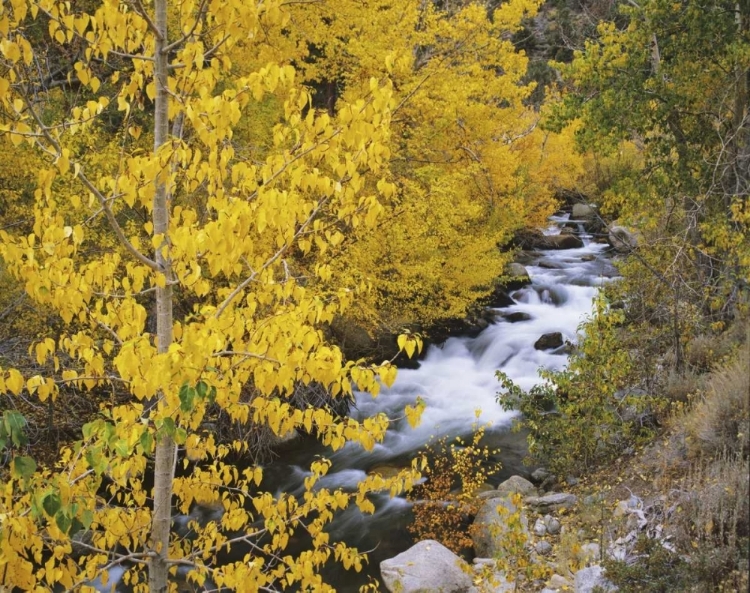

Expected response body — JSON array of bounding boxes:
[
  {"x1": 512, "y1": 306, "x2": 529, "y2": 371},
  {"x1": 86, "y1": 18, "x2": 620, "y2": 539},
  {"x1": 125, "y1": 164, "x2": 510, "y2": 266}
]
[
  {"x1": 105, "y1": 218, "x2": 617, "y2": 591},
  {"x1": 261, "y1": 225, "x2": 617, "y2": 589}
]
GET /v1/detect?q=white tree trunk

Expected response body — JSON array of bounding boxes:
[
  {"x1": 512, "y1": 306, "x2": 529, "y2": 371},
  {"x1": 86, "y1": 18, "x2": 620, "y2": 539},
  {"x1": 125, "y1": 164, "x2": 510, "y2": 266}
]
[{"x1": 149, "y1": 0, "x2": 176, "y2": 589}]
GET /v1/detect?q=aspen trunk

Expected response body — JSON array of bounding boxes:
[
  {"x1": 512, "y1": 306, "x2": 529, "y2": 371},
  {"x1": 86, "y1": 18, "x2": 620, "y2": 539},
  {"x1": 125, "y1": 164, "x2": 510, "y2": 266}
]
[{"x1": 149, "y1": 0, "x2": 176, "y2": 590}]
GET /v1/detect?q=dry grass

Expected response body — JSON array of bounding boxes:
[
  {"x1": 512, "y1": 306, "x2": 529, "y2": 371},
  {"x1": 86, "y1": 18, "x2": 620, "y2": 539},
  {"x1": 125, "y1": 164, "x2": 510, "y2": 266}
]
[
  {"x1": 575, "y1": 323, "x2": 749, "y2": 593},
  {"x1": 659, "y1": 368, "x2": 703, "y2": 405},
  {"x1": 684, "y1": 336, "x2": 749, "y2": 460}
]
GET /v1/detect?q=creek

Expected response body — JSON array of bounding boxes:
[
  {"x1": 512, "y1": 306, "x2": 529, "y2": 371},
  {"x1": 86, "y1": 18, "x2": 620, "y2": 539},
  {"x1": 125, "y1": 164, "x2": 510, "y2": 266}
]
[
  {"x1": 259, "y1": 216, "x2": 618, "y2": 590},
  {"x1": 100, "y1": 216, "x2": 617, "y2": 591}
]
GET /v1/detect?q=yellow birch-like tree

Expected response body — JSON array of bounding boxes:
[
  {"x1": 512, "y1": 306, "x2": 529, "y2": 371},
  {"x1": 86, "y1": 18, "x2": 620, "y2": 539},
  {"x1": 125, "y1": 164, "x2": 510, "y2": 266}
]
[
  {"x1": 221, "y1": 0, "x2": 584, "y2": 330},
  {"x1": 0, "y1": 0, "x2": 424, "y2": 590}
]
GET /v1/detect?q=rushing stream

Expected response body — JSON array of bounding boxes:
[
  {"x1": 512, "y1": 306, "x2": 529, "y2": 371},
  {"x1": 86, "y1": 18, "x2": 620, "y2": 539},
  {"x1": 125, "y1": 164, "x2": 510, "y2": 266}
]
[
  {"x1": 258, "y1": 217, "x2": 619, "y2": 589},
  {"x1": 99, "y1": 218, "x2": 618, "y2": 591}
]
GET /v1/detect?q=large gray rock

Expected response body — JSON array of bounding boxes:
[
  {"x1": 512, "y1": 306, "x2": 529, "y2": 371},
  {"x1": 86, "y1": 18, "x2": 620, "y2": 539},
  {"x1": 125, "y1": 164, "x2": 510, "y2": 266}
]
[
  {"x1": 573, "y1": 565, "x2": 618, "y2": 592},
  {"x1": 572, "y1": 203, "x2": 597, "y2": 220},
  {"x1": 495, "y1": 475, "x2": 537, "y2": 499},
  {"x1": 534, "y1": 332, "x2": 564, "y2": 351},
  {"x1": 506, "y1": 263, "x2": 530, "y2": 282},
  {"x1": 530, "y1": 467, "x2": 551, "y2": 483},
  {"x1": 380, "y1": 540, "x2": 473, "y2": 593},
  {"x1": 471, "y1": 497, "x2": 529, "y2": 558},
  {"x1": 543, "y1": 234, "x2": 585, "y2": 250},
  {"x1": 608, "y1": 226, "x2": 639, "y2": 253},
  {"x1": 525, "y1": 493, "x2": 578, "y2": 512},
  {"x1": 513, "y1": 230, "x2": 584, "y2": 250}
]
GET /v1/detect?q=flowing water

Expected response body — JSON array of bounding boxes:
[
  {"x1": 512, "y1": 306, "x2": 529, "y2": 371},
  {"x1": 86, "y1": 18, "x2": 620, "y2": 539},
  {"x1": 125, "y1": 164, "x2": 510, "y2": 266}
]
[
  {"x1": 101, "y1": 218, "x2": 617, "y2": 591},
  {"x1": 258, "y1": 218, "x2": 618, "y2": 589}
]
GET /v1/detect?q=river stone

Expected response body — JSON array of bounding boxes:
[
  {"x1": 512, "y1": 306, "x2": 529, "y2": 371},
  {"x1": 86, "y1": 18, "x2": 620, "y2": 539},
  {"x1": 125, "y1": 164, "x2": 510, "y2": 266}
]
[
  {"x1": 534, "y1": 332, "x2": 564, "y2": 350},
  {"x1": 608, "y1": 226, "x2": 639, "y2": 253},
  {"x1": 543, "y1": 234, "x2": 585, "y2": 250},
  {"x1": 380, "y1": 540, "x2": 473, "y2": 593},
  {"x1": 533, "y1": 518, "x2": 547, "y2": 536},
  {"x1": 330, "y1": 315, "x2": 375, "y2": 357},
  {"x1": 472, "y1": 497, "x2": 529, "y2": 558},
  {"x1": 368, "y1": 465, "x2": 401, "y2": 480},
  {"x1": 531, "y1": 468, "x2": 551, "y2": 483},
  {"x1": 525, "y1": 493, "x2": 578, "y2": 512},
  {"x1": 512, "y1": 230, "x2": 583, "y2": 250},
  {"x1": 548, "y1": 574, "x2": 572, "y2": 589},
  {"x1": 501, "y1": 263, "x2": 531, "y2": 291},
  {"x1": 503, "y1": 311, "x2": 532, "y2": 323},
  {"x1": 572, "y1": 203, "x2": 597, "y2": 220},
  {"x1": 573, "y1": 565, "x2": 618, "y2": 592},
  {"x1": 544, "y1": 515, "x2": 561, "y2": 535},
  {"x1": 495, "y1": 475, "x2": 537, "y2": 499},
  {"x1": 535, "y1": 540, "x2": 553, "y2": 556}
]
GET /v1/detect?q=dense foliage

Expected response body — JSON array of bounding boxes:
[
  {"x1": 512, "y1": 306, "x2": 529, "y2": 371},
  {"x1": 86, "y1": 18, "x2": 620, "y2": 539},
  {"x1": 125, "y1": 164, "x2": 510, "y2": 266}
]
[{"x1": 1, "y1": 0, "x2": 747, "y2": 590}]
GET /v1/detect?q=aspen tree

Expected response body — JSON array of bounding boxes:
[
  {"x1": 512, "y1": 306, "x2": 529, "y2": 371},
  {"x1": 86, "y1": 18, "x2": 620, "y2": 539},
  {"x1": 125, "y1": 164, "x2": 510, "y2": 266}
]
[{"x1": 0, "y1": 0, "x2": 423, "y2": 590}]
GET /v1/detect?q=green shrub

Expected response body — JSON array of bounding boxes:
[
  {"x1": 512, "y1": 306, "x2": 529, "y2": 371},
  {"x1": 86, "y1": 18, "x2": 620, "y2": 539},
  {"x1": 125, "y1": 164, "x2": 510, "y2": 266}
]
[
  {"x1": 603, "y1": 535, "x2": 690, "y2": 592},
  {"x1": 497, "y1": 297, "x2": 663, "y2": 476}
]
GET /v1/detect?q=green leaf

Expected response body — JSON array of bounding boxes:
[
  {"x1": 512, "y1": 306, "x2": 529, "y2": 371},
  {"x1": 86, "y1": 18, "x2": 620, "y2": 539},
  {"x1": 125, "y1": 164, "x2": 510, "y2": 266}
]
[
  {"x1": 4, "y1": 411, "x2": 28, "y2": 447},
  {"x1": 174, "y1": 427, "x2": 187, "y2": 445},
  {"x1": 55, "y1": 511, "x2": 72, "y2": 535},
  {"x1": 13, "y1": 455, "x2": 36, "y2": 479},
  {"x1": 85, "y1": 446, "x2": 106, "y2": 475},
  {"x1": 69, "y1": 517, "x2": 84, "y2": 537},
  {"x1": 80, "y1": 509, "x2": 94, "y2": 529},
  {"x1": 114, "y1": 439, "x2": 129, "y2": 457},
  {"x1": 140, "y1": 431, "x2": 154, "y2": 454},
  {"x1": 82, "y1": 421, "x2": 94, "y2": 440},
  {"x1": 159, "y1": 417, "x2": 176, "y2": 438},
  {"x1": 179, "y1": 386, "x2": 195, "y2": 412},
  {"x1": 207, "y1": 386, "x2": 217, "y2": 405},
  {"x1": 43, "y1": 492, "x2": 62, "y2": 517},
  {"x1": 196, "y1": 380, "x2": 208, "y2": 399}
]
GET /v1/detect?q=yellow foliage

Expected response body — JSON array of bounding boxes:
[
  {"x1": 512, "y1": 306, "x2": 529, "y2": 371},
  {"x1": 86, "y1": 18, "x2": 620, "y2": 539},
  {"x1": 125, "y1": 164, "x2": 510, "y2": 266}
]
[{"x1": 0, "y1": 0, "x2": 588, "y2": 589}]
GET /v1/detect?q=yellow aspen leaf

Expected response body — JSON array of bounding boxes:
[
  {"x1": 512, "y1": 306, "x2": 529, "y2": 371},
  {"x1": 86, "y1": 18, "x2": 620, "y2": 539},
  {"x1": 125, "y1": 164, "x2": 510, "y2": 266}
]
[{"x1": 5, "y1": 369, "x2": 25, "y2": 395}]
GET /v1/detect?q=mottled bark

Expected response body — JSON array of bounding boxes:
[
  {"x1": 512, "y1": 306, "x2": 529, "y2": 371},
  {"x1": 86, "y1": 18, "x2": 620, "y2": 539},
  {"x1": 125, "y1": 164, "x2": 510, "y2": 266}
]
[{"x1": 148, "y1": 0, "x2": 176, "y2": 590}]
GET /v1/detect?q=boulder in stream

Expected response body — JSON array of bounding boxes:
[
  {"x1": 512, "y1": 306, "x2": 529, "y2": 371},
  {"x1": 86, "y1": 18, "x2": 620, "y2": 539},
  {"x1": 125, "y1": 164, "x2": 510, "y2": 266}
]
[
  {"x1": 608, "y1": 226, "x2": 639, "y2": 253},
  {"x1": 512, "y1": 229, "x2": 583, "y2": 250},
  {"x1": 380, "y1": 540, "x2": 473, "y2": 593},
  {"x1": 534, "y1": 332, "x2": 564, "y2": 350},
  {"x1": 572, "y1": 203, "x2": 597, "y2": 221},
  {"x1": 544, "y1": 234, "x2": 584, "y2": 250},
  {"x1": 499, "y1": 262, "x2": 531, "y2": 292},
  {"x1": 502, "y1": 311, "x2": 532, "y2": 323}
]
